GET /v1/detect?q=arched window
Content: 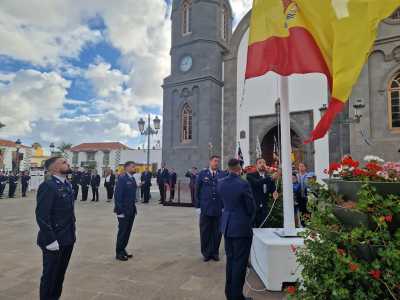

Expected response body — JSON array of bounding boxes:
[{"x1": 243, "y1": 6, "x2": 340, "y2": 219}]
[
  {"x1": 181, "y1": 104, "x2": 193, "y2": 142},
  {"x1": 182, "y1": 0, "x2": 192, "y2": 35},
  {"x1": 390, "y1": 8, "x2": 400, "y2": 20},
  {"x1": 221, "y1": 6, "x2": 229, "y2": 40},
  {"x1": 389, "y1": 72, "x2": 400, "y2": 129}
]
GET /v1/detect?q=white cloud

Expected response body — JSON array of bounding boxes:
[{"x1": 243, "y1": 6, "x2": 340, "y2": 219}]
[{"x1": 231, "y1": 0, "x2": 252, "y2": 25}]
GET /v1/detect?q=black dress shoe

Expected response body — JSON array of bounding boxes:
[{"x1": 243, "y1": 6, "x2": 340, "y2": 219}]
[
  {"x1": 211, "y1": 255, "x2": 220, "y2": 262},
  {"x1": 203, "y1": 257, "x2": 211, "y2": 262},
  {"x1": 116, "y1": 254, "x2": 128, "y2": 261},
  {"x1": 244, "y1": 297, "x2": 253, "y2": 300},
  {"x1": 125, "y1": 253, "x2": 133, "y2": 258}
]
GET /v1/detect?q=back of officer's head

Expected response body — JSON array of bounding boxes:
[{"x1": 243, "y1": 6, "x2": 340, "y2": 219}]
[
  {"x1": 228, "y1": 158, "x2": 242, "y2": 175},
  {"x1": 124, "y1": 161, "x2": 136, "y2": 174}
]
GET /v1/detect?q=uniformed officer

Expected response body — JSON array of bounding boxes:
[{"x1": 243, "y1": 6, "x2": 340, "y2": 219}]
[
  {"x1": 0, "y1": 171, "x2": 7, "y2": 198},
  {"x1": 169, "y1": 168, "x2": 177, "y2": 201},
  {"x1": 8, "y1": 171, "x2": 18, "y2": 198},
  {"x1": 114, "y1": 161, "x2": 137, "y2": 261},
  {"x1": 80, "y1": 170, "x2": 91, "y2": 201},
  {"x1": 36, "y1": 156, "x2": 75, "y2": 300},
  {"x1": 156, "y1": 163, "x2": 170, "y2": 204},
  {"x1": 185, "y1": 167, "x2": 198, "y2": 205},
  {"x1": 90, "y1": 170, "x2": 101, "y2": 202},
  {"x1": 218, "y1": 158, "x2": 256, "y2": 300},
  {"x1": 140, "y1": 167, "x2": 152, "y2": 203},
  {"x1": 71, "y1": 168, "x2": 81, "y2": 201},
  {"x1": 21, "y1": 171, "x2": 31, "y2": 197},
  {"x1": 195, "y1": 155, "x2": 227, "y2": 262},
  {"x1": 246, "y1": 158, "x2": 278, "y2": 227}
]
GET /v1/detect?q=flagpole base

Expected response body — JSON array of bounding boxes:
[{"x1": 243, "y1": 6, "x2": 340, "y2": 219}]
[{"x1": 274, "y1": 228, "x2": 299, "y2": 238}]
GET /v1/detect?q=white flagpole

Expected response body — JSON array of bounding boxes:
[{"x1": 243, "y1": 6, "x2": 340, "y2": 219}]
[{"x1": 278, "y1": 75, "x2": 296, "y2": 236}]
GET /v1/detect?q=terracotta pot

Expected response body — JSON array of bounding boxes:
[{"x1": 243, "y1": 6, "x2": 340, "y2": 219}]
[{"x1": 323, "y1": 179, "x2": 400, "y2": 202}]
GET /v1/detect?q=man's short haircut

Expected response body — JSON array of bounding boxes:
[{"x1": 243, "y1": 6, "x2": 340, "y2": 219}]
[
  {"x1": 209, "y1": 155, "x2": 220, "y2": 161},
  {"x1": 256, "y1": 157, "x2": 265, "y2": 164},
  {"x1": 124, "y1": 161, "x2": 136, "y2": 168},
  {"x1": 228, "y1": 158, "x2": 241, "y2": 169},
  {"x1": 44, "y1": 156, "x2": 63, "y2": 170}
]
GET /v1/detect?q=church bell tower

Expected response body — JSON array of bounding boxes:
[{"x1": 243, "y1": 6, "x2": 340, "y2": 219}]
[{"x1": 162, "y1": 0, "x2": 233, "y2": 175}]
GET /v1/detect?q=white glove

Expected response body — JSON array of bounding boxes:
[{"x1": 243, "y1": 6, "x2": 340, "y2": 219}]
[
  {"x1": 46, "y1": 240, "x2": 60, "y2": 251},
  {"x1": 117, "y1": 214, "x2": 125, "y2": 218},
  {"x1": 196, "y1": 208, "x2": 201, "y2": 216}
]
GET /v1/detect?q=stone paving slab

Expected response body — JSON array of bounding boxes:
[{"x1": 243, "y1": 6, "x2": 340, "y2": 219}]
[{"x1": 0, "y1": 189, "x2": 284, "y2": 300}]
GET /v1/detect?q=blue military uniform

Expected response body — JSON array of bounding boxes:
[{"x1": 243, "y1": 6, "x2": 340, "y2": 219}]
[
  {"x1": 21, "y1": 174, "x2": 31, "y2": 197},
  {"x1": 140, "y1": 171, "x2": 152, "y2": 203},
  {"x1": 8, "y1": 174, "x2": 18, "y2": 198},
  {"x1": 114, "y1": 173, "x2": 137, "y2": 257},
  {"x1": 156, "y1": 168, "x2": 170, "y2": 204},
  {"x1": 80, "y1": 172, "x2": 91, "y2": 201},
  {"x1": 71, "y1": 171, "x2": 81, "y2": 201},
  {"x1": 169, "y1": 171, "x2": 177, "y2": 201},
  {"x1": 185, "y1": 170, "x2": 197, "y2": 205},
  {"x1": 90, "y1": 174, "x2": 101, "y2": 202},
  {"x1": 36, "y1": 176, "x2": 76, "y2": 300},
  {"x1": 218, "y1": 173, "x2": 256, "y2": 300},
  {"x1": 195, "y1": 168, "x2": 227, "y2": 260},
  {"x1": 0, "y1": 173, "x2": 7, "y2": 198}
]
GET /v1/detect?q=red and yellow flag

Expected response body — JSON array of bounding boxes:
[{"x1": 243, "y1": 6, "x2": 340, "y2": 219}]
[{"x1": 246, "y1": 0, "x2": 400, "y2": 142}]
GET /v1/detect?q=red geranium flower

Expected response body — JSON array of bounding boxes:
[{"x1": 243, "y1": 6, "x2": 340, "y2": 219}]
[
  {"x1": 385, "y1": 215, "x2": 393, "y2": 223},
  {"x1": 349, "y1": 262, "x2": 359, "y2": 272},
  {"x1": 341, "y1": 156, "x2": 359, "y2": 168},
  {"x1": 337, "y1": 248, "x2": 346, "y2": 256},
  {"x1": 327, "y1": 162, "x2": 341, "y2": 174},
  {"x1": 365, "y1": 162, "x2": 383, "y2": 173},
  {"x1": 290, "y1": 244, "x2": 297, "y2": 253},
  {"x1": 353, "y1": 168, "x2": 368, "y2": 177},
  {"x1": 286, "y1": 286, "x2": 296, "y2": 295},
  {"x1": 368, "y1": 269, "x2": 382, "y2": 280}
]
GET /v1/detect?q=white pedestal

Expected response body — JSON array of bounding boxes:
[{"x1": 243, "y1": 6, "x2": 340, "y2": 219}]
[{"x1": 250, "y1": 228, "x2": 304, "y2": 291}]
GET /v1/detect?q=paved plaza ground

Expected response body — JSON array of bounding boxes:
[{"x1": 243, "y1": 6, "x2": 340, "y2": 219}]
[{"x1": 0, "y1": 188, "x2": 284, "y2": 300}]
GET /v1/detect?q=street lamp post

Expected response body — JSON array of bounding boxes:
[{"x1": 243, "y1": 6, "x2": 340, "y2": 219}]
[
  {"x1": 138, "y1": 115, "x2": 161, "y2": 169},
  {"x1": 15, "y1": 139, "x2": 22, "y2": 173},
  {"x1": 49, "y1": 143, "x2": 55, "y2": 157}
]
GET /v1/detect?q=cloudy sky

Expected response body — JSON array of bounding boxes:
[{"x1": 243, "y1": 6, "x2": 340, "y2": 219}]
[{"x1": 0, "y1": 0, "x2": 251, "y2": 150}]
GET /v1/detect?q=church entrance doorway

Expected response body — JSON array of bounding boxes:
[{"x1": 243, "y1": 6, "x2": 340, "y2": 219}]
[{"x1": 261, "y1": 126, "x2": 304, "y2": 166}]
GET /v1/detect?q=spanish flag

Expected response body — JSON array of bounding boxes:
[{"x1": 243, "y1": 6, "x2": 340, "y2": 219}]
[{"x1": 246, "y1": 0, "x2": 400, "y2": 142}]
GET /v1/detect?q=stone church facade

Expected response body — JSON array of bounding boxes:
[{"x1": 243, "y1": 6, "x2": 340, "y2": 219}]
[{"x1": 163, "y1": 0, "x2": 400, "y2": 177}]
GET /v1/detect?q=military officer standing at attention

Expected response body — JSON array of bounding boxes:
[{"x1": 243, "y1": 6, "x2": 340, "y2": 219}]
[
  {"x1": 71, "y1": 168, "x2": 81, "y2": 201},
  {"x1": 156, "y1": 162, "x2": 170, "y2": 204},
  {"x1": 140, "y1": 167, "x2": 152, "y2": 203},
  {"x1": 218, "y1": 158, "x2": 256, "y2": 300},
  {"x1": 35, "y1": 156, "x2": 75, "y2": 300},
  {"x1": 196, "y1": 155, "x2": 226, "y2": 262},
  {"x1": 21, "y1": 171, "x2": 31, "y2": 197},
  {"x1": 185, "y1": 167, "x2": 198, "y2": 205},
  {"x1": 90, "y1": 170, "x2": 101, "y2": 202},
  {"x1": 169, "y1": 168, "x2": 177, "y2": 202},
  {"x1": 0, "y1": 171, "x2": 7, "y2": 198},
  {"x1": 8, "y1": 171, "x2": 18, "y2": 198},
  {"x1": 80, "y1": 170, "x2": 91, "y2": 201},
  {"x1": 114, "y1": 161, "x2": 137, "y2": 261},
  {"x1": 246, "y1": 158, "x2": 278, "y2": 227}
]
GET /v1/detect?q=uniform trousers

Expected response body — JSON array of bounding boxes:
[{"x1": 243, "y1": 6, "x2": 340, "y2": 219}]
[
  {"x1": 22, "y1": 183, "x2": 28, "y2": 197},
  {"x1": 81, "y1": 185, "x2": 89, "y2": 201},
  {"x1": 142, "y1": 185, "x2": 150, "y2": 203},
  {"x1": 40, "y1": 245, "x2": 74, "y2": 300},
  {"x1": 8, "y1": 183, "x2": 16, "y2": 197},
  {"x1": 105, "y1": 183, "x2": 114, "y2": 200},
  {"x1": 158, "y1": 183, "x2": 166, "y2": 203},
  {"x1": 0, "y1": 183, "x2": 6, "y2": 197},
  {"x1": 200, "y1": 214, "x2": 222, "y2": 259},
  {"x1": 224, "y1": 236, "x2": 252, "y2": 300},
  {"x1": 91, "y1": 186, "x2": 99, "y2": 201},
  {"x1": 116, "y1": 215, "x2": 135, "y2": 255},
  {"x1": 190, "y1": 185, "x2": 195, "y2": 205},
  {"x1": 254, "y1": 206, "x2": 268, "y2": 228},
  {"x1": 72, "y1": 184, "x2": 79, "y2": 200},
  {"x1": 169, "y1": 184, "x2": 175, "y2": 200}
]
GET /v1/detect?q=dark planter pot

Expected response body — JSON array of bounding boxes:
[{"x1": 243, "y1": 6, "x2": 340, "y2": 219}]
[
  {"x1": 353, "y1": 244, "x2": 382, "y2": 263},
  {"x1": 332, "y1": 206, "x2": 376, "y2": 230},
  {"x1": 324, "y1": 179, "x2": 400, "y2": 201}
]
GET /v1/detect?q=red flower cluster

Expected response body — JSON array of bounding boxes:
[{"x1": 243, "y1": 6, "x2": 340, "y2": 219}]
[
  {"x1": 368, "y1": 269, "x2": 382, "y2": 280},
  {"x1": 365, "y1": 162, "x2": 383, "y2": 173},
  {"x1": 325, "y1": 162, "x2": 341, "y2": 175},
  {"x1": 349, "y1": 262, "x2": 359, "y2": 272},
  {"x1": 286, "y1": 286, "x2": 296, "y2": 295},
  {"x1": 385, "y1": 215, "x2": 393, "y2": 223},
  {"x1": 341, "y1": 156, "x2": 359, "y2": 168},
  {"x1": 353, "y1": 168, "x2": 368, "y2": 177}
]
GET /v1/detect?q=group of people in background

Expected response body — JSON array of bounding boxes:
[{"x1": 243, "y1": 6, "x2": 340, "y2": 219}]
[{"x1": 0, "y1": 170, "x2": 31, "y2": 198}]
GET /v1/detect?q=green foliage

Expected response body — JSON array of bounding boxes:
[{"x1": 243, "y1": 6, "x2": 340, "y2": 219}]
[{"x1": 290, "y1": 183, "x2": 400, "y2": 300}]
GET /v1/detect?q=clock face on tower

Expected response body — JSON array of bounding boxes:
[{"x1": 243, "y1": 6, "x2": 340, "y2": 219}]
[{"x1": 179, "y1": 55, "x2": 193, "y2": 73}]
